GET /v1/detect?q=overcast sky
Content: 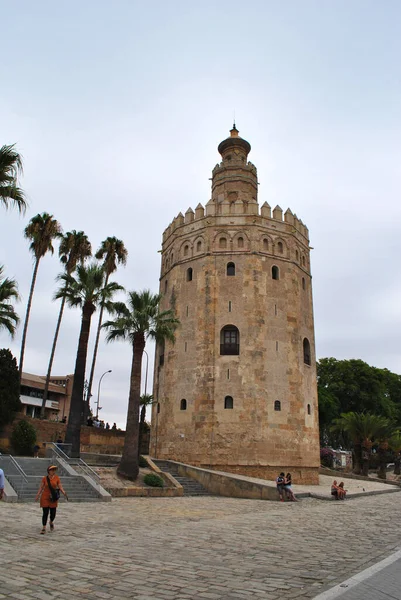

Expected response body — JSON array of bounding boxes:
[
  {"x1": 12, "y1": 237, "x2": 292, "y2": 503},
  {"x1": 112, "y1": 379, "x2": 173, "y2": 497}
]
[{"x1": 1, "y1": 1, "x2": 400, "y2": 428}]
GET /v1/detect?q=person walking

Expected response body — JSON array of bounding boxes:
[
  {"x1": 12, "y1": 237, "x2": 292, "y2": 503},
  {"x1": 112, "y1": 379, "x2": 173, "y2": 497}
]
[
  {"x1": 35, "y1": 465, "x2": 68, "y2": 534},
  {"x1": 0, "y1": 467, "x2": 5, "y2": 500}
]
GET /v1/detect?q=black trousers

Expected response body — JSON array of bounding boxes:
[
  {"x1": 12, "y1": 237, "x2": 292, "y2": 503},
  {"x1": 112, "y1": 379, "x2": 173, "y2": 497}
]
[{"x1": 42, "y1": 507, "x2": 57, "y2": 526}]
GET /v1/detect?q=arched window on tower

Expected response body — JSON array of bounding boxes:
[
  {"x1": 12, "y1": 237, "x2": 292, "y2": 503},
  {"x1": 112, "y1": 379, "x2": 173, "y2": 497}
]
[
  {"x1": 219, "y1": 237, "x2": 227, "y2": 249},
  {"x1": 274, "y1": 400, "x2": 281, "y2": 411},
  {"x1": 277, "y1": 241, "x2": 283, "y2": 254},
  {"x1": 196, "y1": 240, "x2": 202, "y2": 252},
  {"x1": 220, "y1": 325, "x2": 240, "y2": 355},
  {"x1": 186, "y1": 268, "x2": 193, "y2": 282},
  {"x1": 184, "y1": 245, "x2": 189, "y2": 257},
  {"x1": 224, "y1": 396, "x2": 234, "y2": 409},
  {"x1": 263, "y1": 238, "x2": 269, "y2": 251},
  {"x1": 227, "y1": 262, "x2": 235, "y2": 276},
  {"x1": 303, "y1": 338, "x2": 311, "y2": 366},
  {"x1": 237, "y1": 236, "x2": 244, "y2": 249},
  {"x1": 296, "y1": 250, "x2": 299, "y2": 262},
  {"x1": 302, "y1": 255, "x2": 306, "y2": 267},
  {"x1": 180, "y1": 399, "x2": 187, "y2": 411},
  {"x1": 272, "y1": 265, "x2": 279, "y2": 280}
]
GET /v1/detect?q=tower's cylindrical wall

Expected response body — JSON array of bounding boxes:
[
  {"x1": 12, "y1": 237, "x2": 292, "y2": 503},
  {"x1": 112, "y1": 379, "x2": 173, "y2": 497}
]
[{"x1": 150, "y1": 207, "x2": 320, "y2": 484}]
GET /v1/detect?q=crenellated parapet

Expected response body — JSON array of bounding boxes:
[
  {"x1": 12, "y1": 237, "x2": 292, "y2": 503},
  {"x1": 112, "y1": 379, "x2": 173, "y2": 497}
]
[{"x1": 161, "y1": 200, "x2": 309, "y2": 244}]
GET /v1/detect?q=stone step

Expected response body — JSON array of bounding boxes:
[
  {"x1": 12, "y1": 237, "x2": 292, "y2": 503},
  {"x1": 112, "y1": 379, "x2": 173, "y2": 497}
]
[{"x1": 153, "y1": 460, "x2": 212, "y2": 496}]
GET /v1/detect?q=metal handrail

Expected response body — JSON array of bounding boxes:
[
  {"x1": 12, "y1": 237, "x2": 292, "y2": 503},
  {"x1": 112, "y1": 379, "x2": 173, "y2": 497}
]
[
  {"x1": 7, "y1": 455, "x2": 29, "y2": 483},
  {"x1": 44, "y1": 442, "x2": 100, "y2": 482}
]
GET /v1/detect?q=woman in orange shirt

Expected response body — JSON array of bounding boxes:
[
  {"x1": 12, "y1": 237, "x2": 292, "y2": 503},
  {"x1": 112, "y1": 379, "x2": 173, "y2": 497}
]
[{"x1": 35, "y1": 465, "x2": 68, "y2": 534}]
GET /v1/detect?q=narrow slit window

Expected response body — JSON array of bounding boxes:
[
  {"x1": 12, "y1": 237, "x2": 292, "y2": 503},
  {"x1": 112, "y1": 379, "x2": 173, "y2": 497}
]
[
  {"x1": 180, "y1": 399, "x2": 187, "y2": 411},
  {"x1": 165, "y1": 280, "x2": 168, "y2": 293},
  {"x1": 186, "y1": 267, "x2": 193, "y2": 282},
  {"x1": 302, "y1": 277, "x2": 306, "y2": 290},
  {"x1": 274, "y1": 400, "x2": 281, "y2": 411},
  {"x1": 157, "y1": 403, "x2": 160, "y2": 414},
  {"x1": 303, "y1": 338, "x2": 311, "y2": 366},
  {"x1": 274, "y1": 304, "x2": 277, "y2": 316},
  {"x1": 227, "y1": 369, "x2": 230, "y2": 380},
  {"x1": 296, "y1": 250, "x2": 299, "y2": 261},
  {"x1": 224, "y1": 396, "x2": 234, "y2": 409},
  {"x1": 186, "y1": 305, "x2": 189, "y2": 316},
  {"x1": 276, "y1": 341, "x2": 279, "y2": 351},
  {"x1": 272, "y1": 265, "x2": 279, "y2": 280},
  {"x1": 184, "y1": 342, "x2": 187, "y2": 352},
  {"x1": 228, "y1": 300, "x2": 232, "y2": 312},
  {"x1": 307, "y1": 403, "x2": 311, "y2": 415}
]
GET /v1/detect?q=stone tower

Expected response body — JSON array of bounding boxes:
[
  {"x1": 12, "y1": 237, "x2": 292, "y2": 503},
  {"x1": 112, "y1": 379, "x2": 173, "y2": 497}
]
[{"x1": 150, "y1": 126, "x2": 320, "y2": 484}]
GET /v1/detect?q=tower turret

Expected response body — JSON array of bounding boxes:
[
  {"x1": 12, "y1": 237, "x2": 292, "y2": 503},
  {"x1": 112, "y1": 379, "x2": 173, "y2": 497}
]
[{"x1": 211, "y1": 125, "x2": 258, "y2": 215}]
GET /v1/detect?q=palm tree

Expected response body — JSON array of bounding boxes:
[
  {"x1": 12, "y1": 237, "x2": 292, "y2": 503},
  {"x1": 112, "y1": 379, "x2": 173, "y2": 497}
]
[
  {"x1": 0, "y1": 265, "x2": 20, "y2": 337},
  {"x1": 389, "y1": 433, "x2": 401, "y2": 475},
  {"x1": 103, "y1": 290, "x2": 179, "y2": 479},
  {"x1": 40, "y1": 231, "x2": 92, "y2": 417},
  {"x1": 332, "y1": 412, "x2": 392, "y2": 475},
  {"x1": 85, "y1": 237, "x2": 128, "y2": 416},
  {"x1": 56, "y1": 262, "x2": 123, "y2": 456},
  {"x1": 20, "y1": 213, "x2": 62, "y2": 379},
  {"x1": 0, "y1": 144, "x2": 27, "y2": 214},
  {"x1": 139, "y1": 393, "x2": 154, "y2": 456}
]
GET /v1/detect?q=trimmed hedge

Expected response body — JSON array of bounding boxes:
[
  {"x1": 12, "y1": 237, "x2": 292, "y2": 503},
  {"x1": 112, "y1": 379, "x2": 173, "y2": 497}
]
[{"x1": 143, "y1": 473, "x2": 164, "y2": 488}]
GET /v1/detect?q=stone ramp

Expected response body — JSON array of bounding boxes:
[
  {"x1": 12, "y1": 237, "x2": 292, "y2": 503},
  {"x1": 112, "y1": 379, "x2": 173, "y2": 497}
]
[
  {"x1": 0, "y1": 456, "x2": 107, "y2": 502},
  {"x1": 153, "y1": 460, "x2": 212, "y2": 496}
]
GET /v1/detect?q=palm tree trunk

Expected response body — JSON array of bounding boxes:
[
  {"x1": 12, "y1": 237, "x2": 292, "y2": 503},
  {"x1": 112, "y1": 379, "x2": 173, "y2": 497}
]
[
  {"x1": 40, "y1": 294, "x2": 67, "y2": 417},
  {"x1": 84, "y1": 273, "x2": 109, "y2": 420},
  {"x1": 138, "y1": 404, "x2": 146, "y2": 457},
  {"x1": 352, "y1": 444, "x2": 362, "y2": 475},
  {"x1": 19, "y1": 258, "x2": 40, "y2": 381},
  {"x1": 65, "y1": 303, "x2": 94, "y2": 457},
  {"x1": 118, "y1": 333, "x2": 145, "y2": 479}
]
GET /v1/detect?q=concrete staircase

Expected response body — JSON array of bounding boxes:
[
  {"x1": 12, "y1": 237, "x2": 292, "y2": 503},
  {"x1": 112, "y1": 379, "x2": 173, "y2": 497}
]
[
  {"x1": 0, "y1": 456, "x2": 103, "y2": 502},
  {"x1": 153, "y1": 460, "x2": 212, "y2": 496}
]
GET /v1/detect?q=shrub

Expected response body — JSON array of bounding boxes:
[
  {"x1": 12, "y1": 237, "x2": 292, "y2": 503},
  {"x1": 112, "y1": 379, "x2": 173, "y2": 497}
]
[
  {"x1": 320, "y1": 447, "x2": 335, "y2": 468},
  {"x1": 11, "y1": 420, "x2": 37, "y2": 455},
  {"x1": 143, "y1": 473, "x2": 164, "y2": 488},
  {"x1": 138, "y1": 455, "x2": 148, "y2": 468}
]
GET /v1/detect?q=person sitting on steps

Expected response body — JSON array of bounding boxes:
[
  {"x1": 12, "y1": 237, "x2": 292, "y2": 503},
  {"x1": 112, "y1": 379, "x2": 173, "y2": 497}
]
[{"x1": 338, "y1": 481, "x2": 347, "y2": 500}]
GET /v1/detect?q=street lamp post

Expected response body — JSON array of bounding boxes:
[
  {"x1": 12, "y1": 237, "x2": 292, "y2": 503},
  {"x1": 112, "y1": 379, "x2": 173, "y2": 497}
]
[{"x1": 95, "y1": 370, "x2": 112, "y2": 420}]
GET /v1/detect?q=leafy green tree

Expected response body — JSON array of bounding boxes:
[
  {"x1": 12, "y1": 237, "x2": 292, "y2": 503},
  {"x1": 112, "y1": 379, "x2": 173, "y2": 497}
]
[
  {"x1": 11, "y1": 419, "x2": 37, "y2": 455},
  {"x1": 56, "y1": 262, "x2": 122, "y2": 456},
  {"x1": 85, "y1": 237, "x2": 128, "y2": 415},
  {"x1": 0, "y1": 266, "x2": 20, "y2": 337},
  {"x1": 0, "y1": 144, "x2": 27, "y2": 214},
  {"x1": 40, "y1": 231, "x2": 92, "y2": 416},
  {"x1": 104, "y1": 290, "x2": 179, "y2": 480},
  {"x1": 318, "y1": 358, "x2": 401, "y2": 446},
  {"x1": 20, "y1": 213, "x2": 62, "y2": 379},
  {"x1": 331, "y1": 412, "x2": 392, "y2": 475},
  {"x1": 0, "y1": 349, "x2": 22, "y2": 427}
]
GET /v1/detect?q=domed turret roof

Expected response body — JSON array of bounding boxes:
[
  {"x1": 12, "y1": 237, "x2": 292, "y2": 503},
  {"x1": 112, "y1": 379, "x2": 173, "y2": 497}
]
[{"x1": 218, "y1": 124, "x2": 251, "y2": 156}]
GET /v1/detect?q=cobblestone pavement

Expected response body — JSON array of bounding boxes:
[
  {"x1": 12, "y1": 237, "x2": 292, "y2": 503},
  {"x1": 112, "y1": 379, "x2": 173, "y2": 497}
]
[{"x1": 1, "y1": 494, "x2": 400, "y2": 600}]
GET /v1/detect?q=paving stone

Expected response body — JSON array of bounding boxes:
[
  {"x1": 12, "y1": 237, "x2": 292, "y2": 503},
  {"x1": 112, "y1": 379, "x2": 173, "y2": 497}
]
[{"x1": 1, "y1": 495, "x2": 401, "y2": 599}]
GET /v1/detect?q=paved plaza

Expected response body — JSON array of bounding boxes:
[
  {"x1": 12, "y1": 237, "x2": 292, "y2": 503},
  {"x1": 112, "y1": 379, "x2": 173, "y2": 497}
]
[{"x1": 1, "y1": 493, "x2": 401, "y2": 600}]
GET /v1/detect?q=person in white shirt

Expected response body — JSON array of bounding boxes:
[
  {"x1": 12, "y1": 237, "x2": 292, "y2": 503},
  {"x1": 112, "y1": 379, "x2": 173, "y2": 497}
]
[{"x1": 0, "y1": 467, "x2": 5, "y2": 500}]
